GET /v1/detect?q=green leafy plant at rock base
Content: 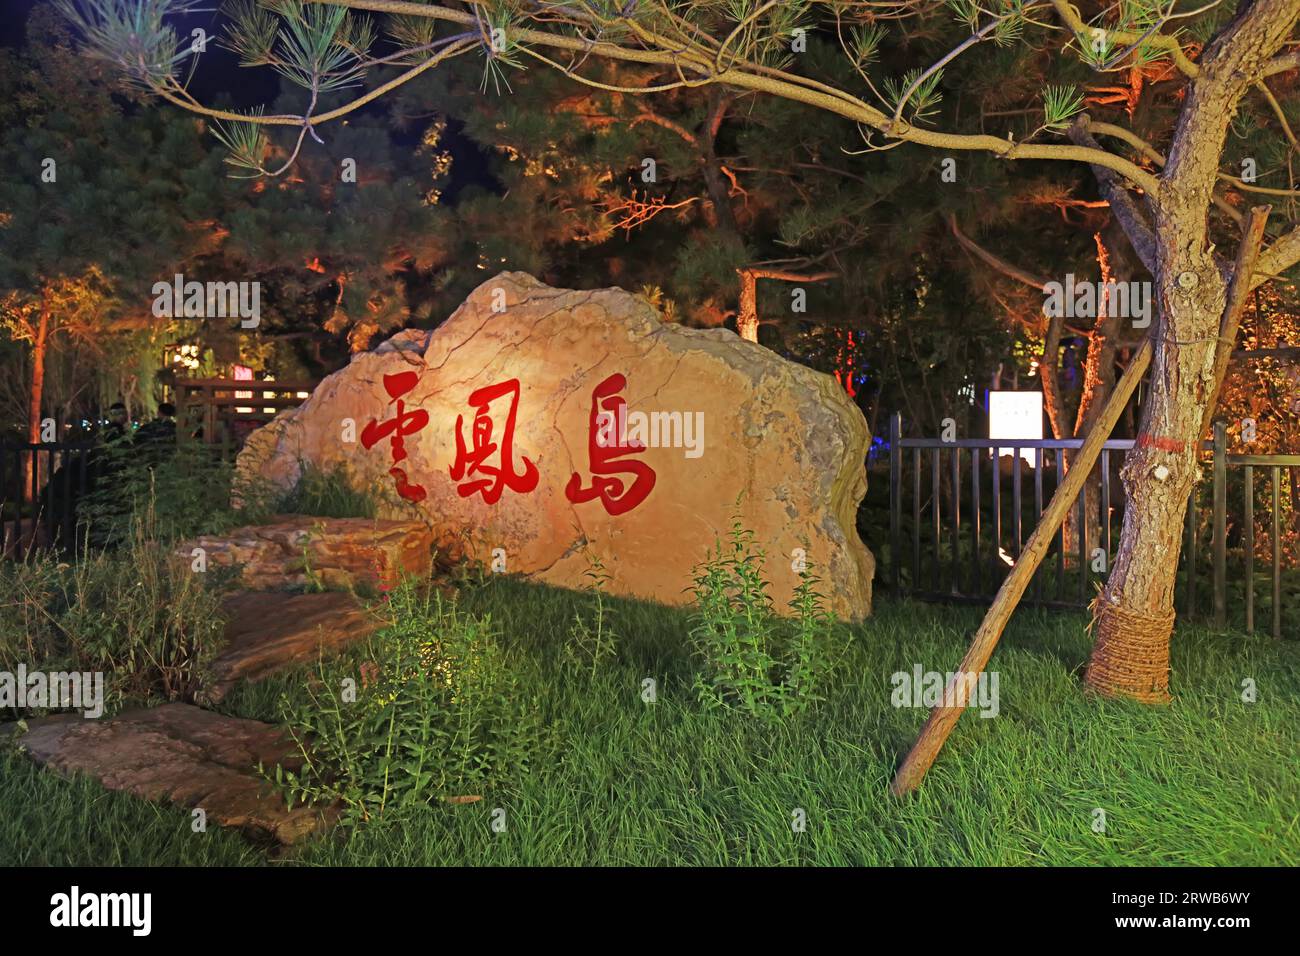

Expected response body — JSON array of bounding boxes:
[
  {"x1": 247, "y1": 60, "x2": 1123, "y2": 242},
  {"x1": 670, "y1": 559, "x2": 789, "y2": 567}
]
[
  {"x1": 690, "y1": 520, "x2": 842, "y2": 722},
  {"x1": 79, "y1": 441, "x2": 241, "y2": 550},
  {"x1": 563, "y1": 551, "x2": 618, "y2": 679},
  {"x1": 268, "y1": 464, "x2": 380, "y2": 521},
  {"x1": 785, "y1": 565, "x2": 841, "y2": 710},
  {"x1": 269, "y1": 579, "x2": 547, "y2": 827}
]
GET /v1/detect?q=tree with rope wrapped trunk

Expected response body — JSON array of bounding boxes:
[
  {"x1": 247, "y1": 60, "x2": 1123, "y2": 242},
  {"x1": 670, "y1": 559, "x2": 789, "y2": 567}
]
[{"x1": 54, "y1": 1, "x2": 1300, "y2": 725}]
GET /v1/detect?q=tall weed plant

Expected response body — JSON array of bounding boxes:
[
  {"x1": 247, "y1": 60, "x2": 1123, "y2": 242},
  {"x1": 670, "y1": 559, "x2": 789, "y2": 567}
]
[
  {"x1": 271, "y1": 579, "x2": 546, "y2": 826},
  {"x1": 690, "y1": 520, "x2": 840, "y2": 722},
  {"x1": 0, "y1": 498, "x2": 226, "y2": 714},
  {"x1": 79, "y1": 441, "x2": 239, "y2": 548},
  {"x1": 563, "y1": 551, "x2": 618, "y2": 677}
]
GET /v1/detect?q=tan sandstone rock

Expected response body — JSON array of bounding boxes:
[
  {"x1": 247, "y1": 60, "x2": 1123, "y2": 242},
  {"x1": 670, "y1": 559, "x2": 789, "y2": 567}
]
[
  {"x1": 236, "y1": 273, "x2": 874, "y2": 619},
  {"x1": 177, "y1": 516, "x2": 434, "y2": 591},
  {"x1": 198, "y1": 590, "x2": 384, "y2": 703},
  {"x1": 19, "y1": 704, "x2": 333, "y2": 845}
]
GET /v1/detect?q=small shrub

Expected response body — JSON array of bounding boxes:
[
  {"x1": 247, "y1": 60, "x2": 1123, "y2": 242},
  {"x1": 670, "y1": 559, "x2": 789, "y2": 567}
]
[
  {"x1": 689, "y1": 520, "x2": 839, "y2": 722},
  {"x1": 78, "y1": 441, "x2": 238, "y2": 549},
  {"x1": 270, "y1": 464, "x2": 378, "y2": 520},
  {"x1": 270, "y1": 580, "x2": 545, "y2": 826}
]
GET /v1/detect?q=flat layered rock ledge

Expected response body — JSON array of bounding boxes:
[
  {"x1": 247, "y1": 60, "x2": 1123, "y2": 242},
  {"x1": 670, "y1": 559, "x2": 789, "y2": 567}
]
[
  {"x1": 18, "y1": 703, "x2": 334, "y2": 846},
  {"x1": 201, "y1": 590, "x2": 383, "y2": 703},
  {"x1": 177, "y1": 515, "x2": 435, "y2": 591}
]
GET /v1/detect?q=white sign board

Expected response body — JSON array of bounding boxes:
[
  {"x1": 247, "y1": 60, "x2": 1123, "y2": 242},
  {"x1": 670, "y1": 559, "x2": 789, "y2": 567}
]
[{"x1": 989, "y1": 391, "x2": 1043, "y2": 467}]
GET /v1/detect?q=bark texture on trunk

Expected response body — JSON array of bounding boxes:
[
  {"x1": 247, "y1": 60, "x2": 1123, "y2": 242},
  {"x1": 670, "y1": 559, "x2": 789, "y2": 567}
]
[
  {"x1": 699, "y1": 89, "x2": 740, "y2": 236},
  {"x1": 1067, "y1": 229, "x2": 1131, "y2": 554},
  {"x1": 734, "y1": 267, "x2": 837, "y2": 344},
  {"x1": 24, "y1": 300, "x2": 51, "y2": 502},
  {"x1": 1040, "y1": 309, "x2": 1069, "y2": 442},
  {"x1": 1087, "y1": 0, "x2": 1300, "y2": 701}
]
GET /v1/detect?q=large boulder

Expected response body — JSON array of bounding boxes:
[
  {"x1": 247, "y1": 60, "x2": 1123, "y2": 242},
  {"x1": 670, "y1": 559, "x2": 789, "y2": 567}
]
[{"x1": 237, "y1": 273, "x2": 874, "y2": 619}]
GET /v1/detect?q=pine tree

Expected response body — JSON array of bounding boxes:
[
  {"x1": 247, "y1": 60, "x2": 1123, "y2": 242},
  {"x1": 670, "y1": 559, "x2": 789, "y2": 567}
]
[
  {"x1": 0, "y1": 8, "x2": 227, "y2": 490},
  {"x1": 54, "y1": 0, "x2": 1300, "y2": 712}
]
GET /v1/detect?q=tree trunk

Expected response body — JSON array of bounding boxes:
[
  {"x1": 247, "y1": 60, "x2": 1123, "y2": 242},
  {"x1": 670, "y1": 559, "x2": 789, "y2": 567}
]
[
  {"x1": 1039, "y1": 309, "x2": 1069, "y2": 442},
  {"x1": 736, "y1": 268, "x2": 759, "y2": 342},
  {"x1": 1089, "y1": 210, "x2": 1267, "y2": 700},
  {"x1": 1068, "y1": 229, "x2": 1129, "y2": 555},
  {"x1": 734, "y1": 267, "x2": 836, "y2": 344},
  {"x1": 1085, "y1": 299, "x2": 1219, "y2": 701},
  {"x1": 699, "y1": 89, "x2": 740, "y2": 236},
  {"x1": 1086, "y1": 0, "x2": 1299, "y2": 702},
  {"x1": 24, "y1": 300, "x2": 51, "y2": 502}
]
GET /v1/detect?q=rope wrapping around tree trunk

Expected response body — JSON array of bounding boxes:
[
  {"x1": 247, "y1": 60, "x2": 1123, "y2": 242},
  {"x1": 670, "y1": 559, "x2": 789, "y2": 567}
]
[{"x1": 1085, "y1": 599, "x2": 1176, "y2": 702}]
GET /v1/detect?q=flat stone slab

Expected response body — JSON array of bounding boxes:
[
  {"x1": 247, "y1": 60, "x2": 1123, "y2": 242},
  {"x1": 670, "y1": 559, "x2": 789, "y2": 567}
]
[
  {"x1": 18, "y1": 703, "x2": 333, "y2": 846},
  {"x1": 177, "y1": 515, "x2": 434, "y2": 591},
  {"x1": 201, "y1": 590, "x2": 382, "y2": 703}
]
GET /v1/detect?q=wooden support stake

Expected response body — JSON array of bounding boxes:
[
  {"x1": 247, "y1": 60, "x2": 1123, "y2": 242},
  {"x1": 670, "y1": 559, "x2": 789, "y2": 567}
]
[{"x1": 889, "y1": 336, "x2": 1153, "y2": 797}]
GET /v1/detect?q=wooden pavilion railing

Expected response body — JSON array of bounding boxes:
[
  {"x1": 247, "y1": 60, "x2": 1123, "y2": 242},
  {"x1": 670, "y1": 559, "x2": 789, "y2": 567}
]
[{"x1": 174, "y1": 378, "x2": 317, "y2": 447}]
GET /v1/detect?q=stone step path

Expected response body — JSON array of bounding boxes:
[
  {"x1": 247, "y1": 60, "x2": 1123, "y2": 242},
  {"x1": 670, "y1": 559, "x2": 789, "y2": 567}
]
[
  {"x1": 200, "y1": 589, "x2": 383, "y2": 703},
  {"x1": 16, "y1": 515, "x2": 446, "y2": 847},
  {"x1": 19, "y1": 703, "x2": 336, "y2": 846}
]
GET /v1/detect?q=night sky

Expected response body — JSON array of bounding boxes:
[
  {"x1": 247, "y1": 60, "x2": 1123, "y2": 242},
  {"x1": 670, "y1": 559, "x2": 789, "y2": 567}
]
[
  {"x1": 3, "y1": 0, "x2": 277, "y2": 105},
  {"x1": 2, "y1": 0, "x2": 496, "y2": 197}
]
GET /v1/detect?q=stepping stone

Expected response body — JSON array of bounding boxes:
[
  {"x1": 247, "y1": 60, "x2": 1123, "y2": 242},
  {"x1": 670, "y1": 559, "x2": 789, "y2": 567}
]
[
  {"x1": 17, "y1": 703, "x2": 334, "y2": 845},
  {"x1": 200, "y1": 590, "x2": 383, "y2": 703},
  {"x1": 177, "y1": 515, "x2": 434, "y2": 591}
]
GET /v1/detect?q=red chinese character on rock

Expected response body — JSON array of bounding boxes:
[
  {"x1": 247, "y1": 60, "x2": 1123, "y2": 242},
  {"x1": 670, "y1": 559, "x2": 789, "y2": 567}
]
[
  {"x1": 566, "y1": 373, "x2": 656, "y2": 515},
  {"x1": 361, "y1": 370, "x2": 429, "y2": 503},
  {"x1": 450, "y1": 378, "x2": 539, "y2": 503}
]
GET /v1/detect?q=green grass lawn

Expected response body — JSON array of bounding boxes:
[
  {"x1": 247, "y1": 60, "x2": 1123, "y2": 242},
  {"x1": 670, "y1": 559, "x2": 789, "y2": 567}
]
[{"x1": 2, "y1": 581, "x2": 1297, "y2": 866}]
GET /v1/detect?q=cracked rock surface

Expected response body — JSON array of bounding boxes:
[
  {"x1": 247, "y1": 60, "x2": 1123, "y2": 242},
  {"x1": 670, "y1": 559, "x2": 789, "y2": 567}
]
[
  {"x1": 178, "y1": 516, "x2": 434, "y2": 591},
  {"x1": 237, "y1": 272, "x2": 874, "y2": 619}
]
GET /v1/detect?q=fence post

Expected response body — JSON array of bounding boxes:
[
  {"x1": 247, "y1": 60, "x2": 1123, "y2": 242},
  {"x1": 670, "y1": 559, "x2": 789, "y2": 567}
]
[
  {"x1": 1244, "y1": 465, "x2": 1254, "y2": 634},
  {"x1": 1273, "y1": 466, "x2": 1282, "y2": 641},
  {"x1": 889, "y1": 412, "x2": 901, "y2": 594},
  {"x1": 1184, "y1": 488, "x2": 1197, "y2": 619},
  {"x1": 1213, "y1": 421, "x2": 1227, "y2": 628}
]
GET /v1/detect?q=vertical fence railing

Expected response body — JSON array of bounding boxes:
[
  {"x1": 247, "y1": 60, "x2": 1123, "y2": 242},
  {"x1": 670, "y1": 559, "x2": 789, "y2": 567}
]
[
  {"x1": 887, "y1": 412, "x2": 1134, "y2": 610},
  {"x1": 1208, "y1": 421, "x2": 1299, "y2": 640},
  {"x1": 886, "y1": 412, "x2": 1296, "y2": 638},
  {"x1": 0, "y1": 442, "x2": 95, "y2": 557}
]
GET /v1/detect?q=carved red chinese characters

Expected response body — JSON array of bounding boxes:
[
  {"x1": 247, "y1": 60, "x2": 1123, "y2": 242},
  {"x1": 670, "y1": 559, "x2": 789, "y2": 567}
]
[
  {"x1": 450, "y1": 378, "x2": 540, "y2": 503},
  {"x1": 366, "y1": 372, "x2": 657, "y2": 514},
  {"x1": 360, "y1": 370, "x2": 429, "y2": 502},
  {"x1": 565, "y1": 372, "x2": 656, "y2": 515}
]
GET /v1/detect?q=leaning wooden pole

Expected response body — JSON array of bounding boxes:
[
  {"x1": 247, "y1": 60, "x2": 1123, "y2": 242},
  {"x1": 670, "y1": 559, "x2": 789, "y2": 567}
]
[{"x1": 889, "y1": 335, "x2": 1154, "y2": 797}]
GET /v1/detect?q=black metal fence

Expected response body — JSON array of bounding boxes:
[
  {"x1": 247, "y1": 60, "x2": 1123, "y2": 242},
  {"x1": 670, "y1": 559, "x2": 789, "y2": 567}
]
[
  {"x1": 1204, "y1": 423, "x2": 1299, "y2": 637},
  {"x1": 0, "y1": 441, "x2": 95, "y2": 556},
  {"x1": 887, "y1": 413, "x2": 1297, "y2": 639}
]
